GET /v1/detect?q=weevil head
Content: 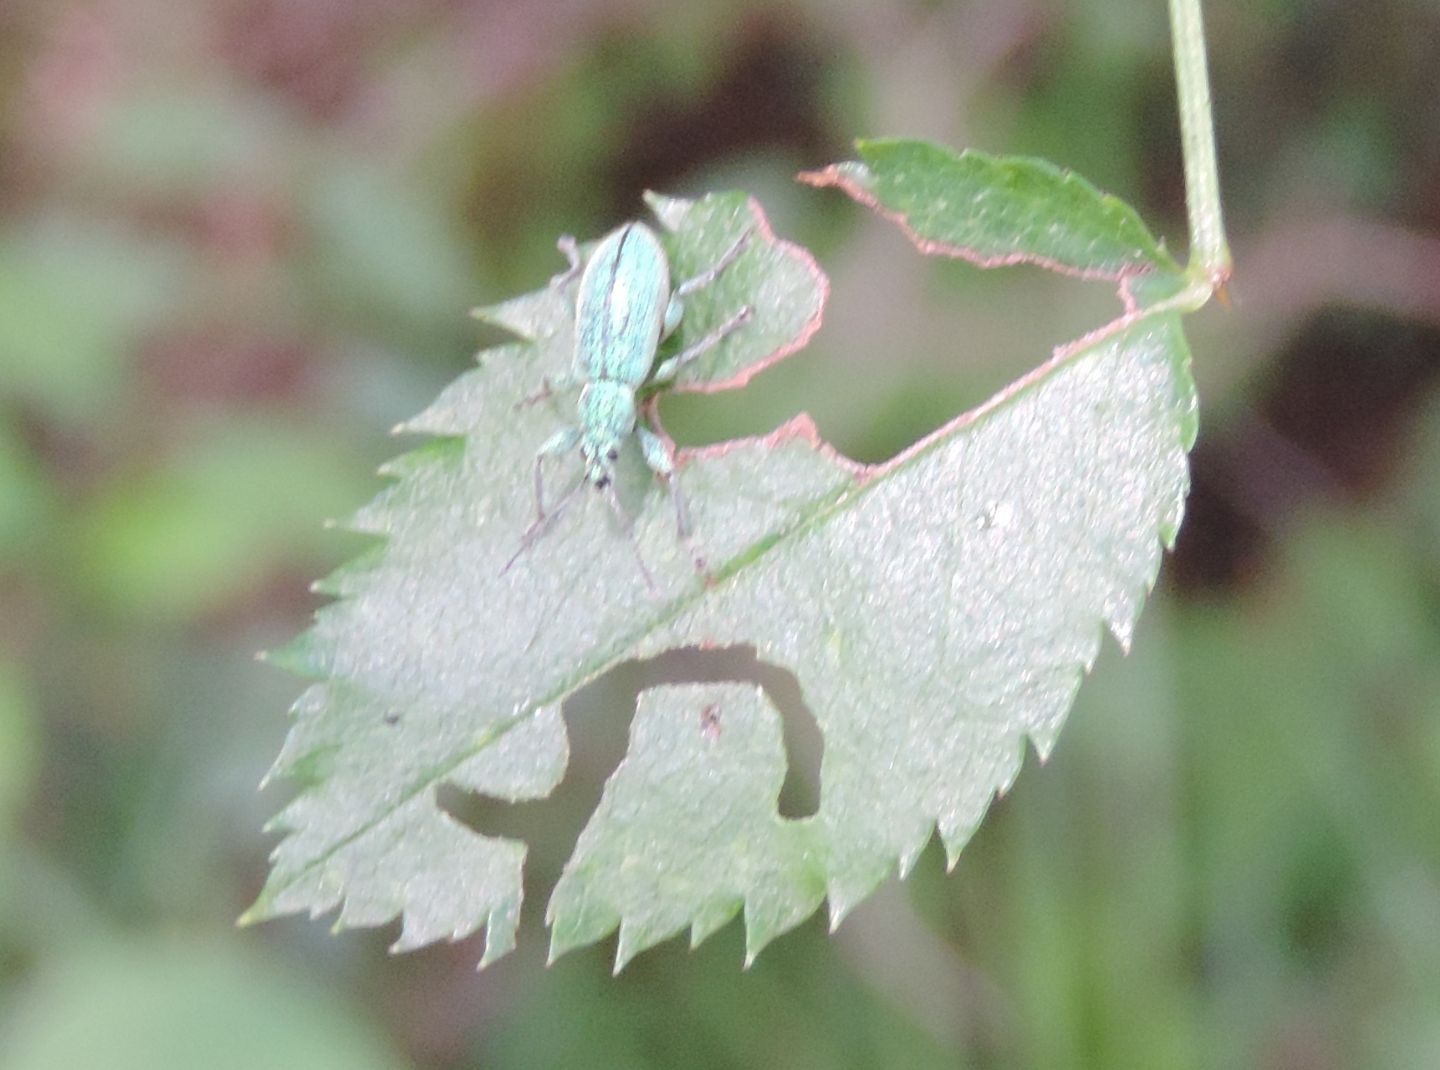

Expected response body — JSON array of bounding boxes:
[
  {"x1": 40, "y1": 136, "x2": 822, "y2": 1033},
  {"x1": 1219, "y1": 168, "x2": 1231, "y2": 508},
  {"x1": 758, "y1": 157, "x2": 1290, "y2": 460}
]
[{"x1": 577, "y1": 382, "x2": 636, "y2": 488}]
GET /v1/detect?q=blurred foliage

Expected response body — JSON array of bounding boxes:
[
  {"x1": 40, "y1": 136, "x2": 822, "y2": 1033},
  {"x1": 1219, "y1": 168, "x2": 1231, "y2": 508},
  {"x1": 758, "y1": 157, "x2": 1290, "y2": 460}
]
[
  {"x1": 1, "y1": 940, "x2": 410, "y2": 1070},
  {"x1": 1, "y1": 0, "x2": 1439, "y2": 1067}
]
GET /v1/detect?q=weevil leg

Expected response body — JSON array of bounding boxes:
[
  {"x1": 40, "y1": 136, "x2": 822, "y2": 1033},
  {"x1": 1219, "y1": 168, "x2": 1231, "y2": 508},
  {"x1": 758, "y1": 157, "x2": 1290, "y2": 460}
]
[
  {"x1": 659, "y1": 228, "x2": 753, "y2": 342},
  {"x1": 549, "y1": 235, "x2": 584, "y2": 289},
  {"x1": 636, "y1": 426, "x2": 681, "y2": 525},
  {"x1": 651, "y1": 304, "x2": 753, "y2": 386},
  {"x1": 529, "y1": 426, "x2": 580, "y2": 519},
  {"x1": 673, "y1": 228, "x2": 753, "y2": 299},
  {"x1": 518, "y1": 370, "x2": 582, "y2": 409},
  {"x1": 661, "y1": 293, "x2": 685, "y2": 340},
  {"x1": 502, "y1": 429, "x2": 581, "y2": 576},
  {"x1": 638, "y1": 426, "x2": 706, "y2": 573},
  {"x1": 501, "y1": 475, "x2": 583, "y2": 576}
]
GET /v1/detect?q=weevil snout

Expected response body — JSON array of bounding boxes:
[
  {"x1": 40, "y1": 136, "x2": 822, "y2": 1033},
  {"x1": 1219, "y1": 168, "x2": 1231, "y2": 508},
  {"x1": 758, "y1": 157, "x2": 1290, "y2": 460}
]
[{"x1": 583, "y1": 442, "x2": 623, "y2": 488}]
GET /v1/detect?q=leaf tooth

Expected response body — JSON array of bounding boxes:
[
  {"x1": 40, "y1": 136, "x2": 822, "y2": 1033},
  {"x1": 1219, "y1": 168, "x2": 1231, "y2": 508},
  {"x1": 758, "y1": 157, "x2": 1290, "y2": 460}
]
[
  {"x1": 397, "y1": 359, "x2": 526, "y2": 438},
  {"x1": 261, "y1": 718, "x2": 337, "y2": 791},
  {"x1": 546, "y1": 899, "x2": 620, "y2": 967},
  {"x1": 741, "y1": 905, "x2": 777, "y2": 970},
  {"x1": 825, "y1": 896, "x2": 847, "y2": 934},
  {"x1": 246, "y1": 872, "x2": 342, "y2": 932},
  {"x1": 346, "y1": 498, "x2": 400, "y2": 538},
  {"x1": 1105, "y1": 577, "x2": 1159, "y2": 654},
  {"x1": 235, "y1": 895, "x2": 272, "y2": 928},
  {"x1": 937, "y1": 803, "x2": 989, "y2": 872},
  {"x1": 825, "y1": 886, "x2": 860, "y2": 934},
  {"x1": 334, "y1": 891, "x2": 396, "y2": 934},
  {"x1": 470, "y1": 289, "x2": 564, "y2": 340},
  {"x1": 388, "y1": 924, "x2": 423, "y2": 954},
  {"x1": 1027, "y1": 714, "x2": 1068, "y2": 766},
  {"x1": 612, "y1": 917, "x2": 656, "y2": 975},
  {"x1": 262, "y1": 629, "x2": 324, "y2": 675},
  {"x1": 689, "y1": 897, "x2": 741, "y2": 948},
  {"x1": 642, "y1": 190, "x2": 686, "y2": 230},
  {"x1": 1110, "y1": 616, "x2": 1137, "y2": 655},
  {"x1": 475, "y1": 906, "x2": 520, "y2": 969},
  {"x1": 258, "y1": 805, "x2": 290, "y2": 832},
  {"x1": 310, "y1": 543, "x2": 386, "y2": 598},
  {"x1": 259, "y1": 750, "x2": 310, "y2": 794},
  {"x1": 896, "y1": 836, "x2": 928, "y2": 881},
  {"x1": 736, "y1": 894, "x2": 791, "y2": 967},
  {"x1": 825, "y1": 858, "x2": 891, "y2": 933}
]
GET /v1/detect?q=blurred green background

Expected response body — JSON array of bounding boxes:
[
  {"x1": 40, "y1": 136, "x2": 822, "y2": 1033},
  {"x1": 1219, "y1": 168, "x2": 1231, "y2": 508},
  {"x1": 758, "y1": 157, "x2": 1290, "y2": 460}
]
[{"x1": 2, "y1": 0, "x2": 1439, "y2": 1066}]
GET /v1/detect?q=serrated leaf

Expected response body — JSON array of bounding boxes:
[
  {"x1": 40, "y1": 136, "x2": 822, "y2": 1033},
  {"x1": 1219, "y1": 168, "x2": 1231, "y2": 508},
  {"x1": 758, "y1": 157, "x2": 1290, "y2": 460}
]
[
  {"x1": 547, "y1": 684, "x2": 826, "y2": 972},
  {"x1": 801, "y1": 138, "x2": 1182, "y2": 288},
  {"x1": 251, "y1": 185, "x2": 1198, "y2": 968}
]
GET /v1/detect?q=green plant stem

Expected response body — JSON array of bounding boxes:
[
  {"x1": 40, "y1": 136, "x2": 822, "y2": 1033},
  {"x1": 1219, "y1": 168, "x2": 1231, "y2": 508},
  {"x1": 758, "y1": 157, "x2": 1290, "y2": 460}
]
[{"x1": 1168, "y1": 0, "x2": 1231, "y2": 291}]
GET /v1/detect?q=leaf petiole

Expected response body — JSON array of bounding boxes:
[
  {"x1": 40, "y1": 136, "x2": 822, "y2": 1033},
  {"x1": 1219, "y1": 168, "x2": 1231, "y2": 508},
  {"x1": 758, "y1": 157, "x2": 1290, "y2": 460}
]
[{"x1": 1169, "y1": 0, "x2": 1232, "y2": 300}]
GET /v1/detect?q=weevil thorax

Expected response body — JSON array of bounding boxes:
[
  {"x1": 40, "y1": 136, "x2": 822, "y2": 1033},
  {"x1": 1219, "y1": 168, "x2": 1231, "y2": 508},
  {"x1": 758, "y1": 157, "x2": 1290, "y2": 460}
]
[{"x1": 577, "y1": 381, "x2": 636, "y2": 487}]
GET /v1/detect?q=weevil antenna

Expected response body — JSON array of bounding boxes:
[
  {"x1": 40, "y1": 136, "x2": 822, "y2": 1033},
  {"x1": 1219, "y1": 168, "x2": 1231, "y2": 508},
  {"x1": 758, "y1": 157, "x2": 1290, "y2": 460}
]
[
  {"x1": 500, "y1": 476, "x2": 584, "y2": 576},
  {"x1": 603, "y1": 482, "x2": 656, "y2": 592}
]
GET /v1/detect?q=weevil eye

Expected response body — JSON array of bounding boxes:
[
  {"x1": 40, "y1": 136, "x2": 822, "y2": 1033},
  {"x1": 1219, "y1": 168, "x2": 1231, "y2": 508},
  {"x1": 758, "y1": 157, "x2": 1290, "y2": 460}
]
[{"x1": 606, "y1": 448, "x2": 619, "y2": 461}]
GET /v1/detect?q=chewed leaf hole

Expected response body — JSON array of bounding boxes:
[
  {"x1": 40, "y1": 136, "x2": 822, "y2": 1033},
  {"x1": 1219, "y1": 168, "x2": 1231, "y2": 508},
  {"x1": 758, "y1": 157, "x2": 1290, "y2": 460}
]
[{"x1": 438, "y1": 645, "x2": 821, "y2": 860}]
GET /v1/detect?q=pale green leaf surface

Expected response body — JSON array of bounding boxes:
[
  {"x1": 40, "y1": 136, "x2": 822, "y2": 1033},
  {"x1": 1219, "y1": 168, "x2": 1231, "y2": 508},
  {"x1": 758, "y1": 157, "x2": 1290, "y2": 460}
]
[
  {"x1": 801, "y1": 138, "x2": 1182, "y2": 285},
  {"x1": 252, "y1": 188, "x2": 1196, "y2": 968},
  {"x1": 548, "y1": 684, "x2": 825, "y2": 970}
]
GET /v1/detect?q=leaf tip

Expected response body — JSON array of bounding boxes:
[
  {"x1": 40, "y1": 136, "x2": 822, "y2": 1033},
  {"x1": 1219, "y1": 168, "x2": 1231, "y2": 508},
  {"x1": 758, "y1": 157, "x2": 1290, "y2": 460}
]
[
  {"x1": 896, "y1": 843, "x2": 924, "y2": 881},
  {"x1": 478, "y1": 936, "x2": 512, "y2": 970},
  {"x1": 261, "y1": 632, "x2": 322, "y2": 679},
  {"x1": 741, "y1": 922, "x2": 773, "y2": 970},
  {"x1": 642, "y1": 189, "x2": 686, "y2": 230},
  {"x1": 235, "y1": 894, "x2": 270, "y2": 929},
  {"x1": 545, "y1": 927, "x2": 581, "y2": 968}
]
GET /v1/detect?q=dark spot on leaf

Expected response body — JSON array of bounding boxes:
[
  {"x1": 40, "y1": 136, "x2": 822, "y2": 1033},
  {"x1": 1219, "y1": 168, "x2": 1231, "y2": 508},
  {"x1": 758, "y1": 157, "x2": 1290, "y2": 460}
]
[{"x1": 699, "y1": 703, "x2": 722, "y2": 741}]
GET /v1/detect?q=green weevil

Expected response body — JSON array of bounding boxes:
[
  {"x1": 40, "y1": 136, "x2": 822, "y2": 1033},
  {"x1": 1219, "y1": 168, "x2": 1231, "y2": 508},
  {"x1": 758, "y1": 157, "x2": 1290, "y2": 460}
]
[{"x1": 504, "y1": 219, "x2": 752, "y2": 578}]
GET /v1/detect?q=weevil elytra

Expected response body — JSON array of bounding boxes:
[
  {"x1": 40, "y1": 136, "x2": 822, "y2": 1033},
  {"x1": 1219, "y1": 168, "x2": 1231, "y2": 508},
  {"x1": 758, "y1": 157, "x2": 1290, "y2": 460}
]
[{"x1": 503, "y1": 219, "x2": 752, "y2": 578}]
